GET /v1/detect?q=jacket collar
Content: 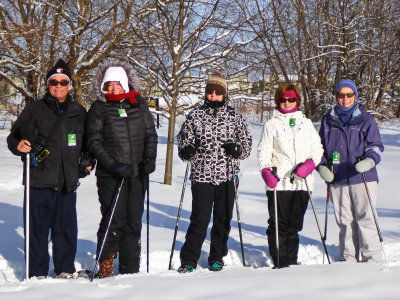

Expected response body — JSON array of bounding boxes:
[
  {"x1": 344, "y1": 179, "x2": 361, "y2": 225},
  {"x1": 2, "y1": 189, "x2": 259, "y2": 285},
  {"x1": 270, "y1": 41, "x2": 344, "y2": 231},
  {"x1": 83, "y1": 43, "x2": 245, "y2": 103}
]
[
  {"x1": 273, "y1": 108, "x2": 303, "y2": 119},
  {"x1": 42, "y1": 92, "x2": 72, "y2": 115},
  {"x1": 328, "y1": 103, "x2": 365, "y2": 126}
]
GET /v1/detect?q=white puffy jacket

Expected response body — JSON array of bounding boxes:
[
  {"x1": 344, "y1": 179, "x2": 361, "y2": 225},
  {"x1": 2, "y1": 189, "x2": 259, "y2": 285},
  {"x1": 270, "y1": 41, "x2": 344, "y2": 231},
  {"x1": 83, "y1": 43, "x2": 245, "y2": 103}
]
[{"x1": 257, "y1": 109, "x2": 323, "y2": 191}]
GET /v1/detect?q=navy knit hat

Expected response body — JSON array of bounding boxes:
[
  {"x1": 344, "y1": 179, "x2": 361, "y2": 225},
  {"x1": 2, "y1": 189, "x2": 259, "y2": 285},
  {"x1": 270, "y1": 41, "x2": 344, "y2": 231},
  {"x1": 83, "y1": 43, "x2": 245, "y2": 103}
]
[
  {"x1": 334, "y1": 79, "x2": 358, "y2": 100},
  {"x1": 46, "y1": 59, "x2": 71, "y2": 84}
]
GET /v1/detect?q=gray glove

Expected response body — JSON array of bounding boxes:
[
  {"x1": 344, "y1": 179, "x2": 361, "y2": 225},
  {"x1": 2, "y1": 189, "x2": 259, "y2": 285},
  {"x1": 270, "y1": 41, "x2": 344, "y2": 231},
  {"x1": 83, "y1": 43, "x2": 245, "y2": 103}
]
[
  {"x1": 318, "y1": 165, "x2": 334, "y2": 183},
  {"x1": 355, "y1": 157, "x2": 375, "y2": 173}
]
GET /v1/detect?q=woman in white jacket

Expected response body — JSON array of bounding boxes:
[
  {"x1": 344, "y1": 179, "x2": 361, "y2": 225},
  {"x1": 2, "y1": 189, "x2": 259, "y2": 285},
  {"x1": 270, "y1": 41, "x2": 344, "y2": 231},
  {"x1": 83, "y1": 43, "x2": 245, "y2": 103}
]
[{"x1": 257, "y1": 83, "x2": 323, "y2": 268}]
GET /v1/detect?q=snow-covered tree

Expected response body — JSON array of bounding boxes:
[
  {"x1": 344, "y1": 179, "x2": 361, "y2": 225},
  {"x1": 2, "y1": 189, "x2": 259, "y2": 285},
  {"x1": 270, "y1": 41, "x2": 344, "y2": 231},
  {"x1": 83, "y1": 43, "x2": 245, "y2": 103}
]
[
  {"x1": 234, "y1": 0, "x2": 400, "y2": 120},
  {"x1": 124, "y1": 0, "x2": 252, "y2": 184},
  {"x1": 0, "y1": 0, "x2": 161, "y2": 106}
]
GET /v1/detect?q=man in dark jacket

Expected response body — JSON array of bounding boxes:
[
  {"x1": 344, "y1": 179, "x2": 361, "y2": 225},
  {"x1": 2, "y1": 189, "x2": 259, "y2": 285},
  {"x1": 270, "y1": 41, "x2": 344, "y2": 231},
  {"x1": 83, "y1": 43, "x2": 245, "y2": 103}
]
[
  {"x1": 7, "y1": 59, "x2": 93, "y2": 279},
  {"x1": 318, "y1": 79, "x2": 384, "y2": 262},
  {"x1": 86, "y1": 61, "x2": 157, "y2": 277}
]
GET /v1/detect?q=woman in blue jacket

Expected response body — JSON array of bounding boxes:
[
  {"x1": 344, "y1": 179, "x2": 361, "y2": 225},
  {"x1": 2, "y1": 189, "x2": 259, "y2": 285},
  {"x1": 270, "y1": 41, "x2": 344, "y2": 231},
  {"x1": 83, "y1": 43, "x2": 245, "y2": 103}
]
[{"x1": 318, "y1": 79, "x2": 384, "y2": 262}]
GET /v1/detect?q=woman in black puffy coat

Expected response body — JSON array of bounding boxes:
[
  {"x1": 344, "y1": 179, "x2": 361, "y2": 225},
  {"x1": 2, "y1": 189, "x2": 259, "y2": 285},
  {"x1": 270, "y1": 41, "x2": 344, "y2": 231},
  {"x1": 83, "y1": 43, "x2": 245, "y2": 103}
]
[{"x1": 86, "y1": 61, "x2": 157, "y2": 277}]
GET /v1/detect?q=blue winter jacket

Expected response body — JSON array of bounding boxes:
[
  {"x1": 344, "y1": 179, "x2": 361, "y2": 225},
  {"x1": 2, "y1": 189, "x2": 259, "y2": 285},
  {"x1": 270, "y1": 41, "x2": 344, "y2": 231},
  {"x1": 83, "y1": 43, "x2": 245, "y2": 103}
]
[{"x1": 319, "y1": 104, "x2": 384, "y2": 185}]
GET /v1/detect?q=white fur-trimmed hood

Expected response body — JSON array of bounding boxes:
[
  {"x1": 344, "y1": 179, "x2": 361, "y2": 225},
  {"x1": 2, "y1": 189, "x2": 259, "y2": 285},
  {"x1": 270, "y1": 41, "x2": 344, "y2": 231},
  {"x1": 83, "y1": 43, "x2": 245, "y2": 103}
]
[{"x1": 93, "y1": 61, "x2": 141, "y2": 102}]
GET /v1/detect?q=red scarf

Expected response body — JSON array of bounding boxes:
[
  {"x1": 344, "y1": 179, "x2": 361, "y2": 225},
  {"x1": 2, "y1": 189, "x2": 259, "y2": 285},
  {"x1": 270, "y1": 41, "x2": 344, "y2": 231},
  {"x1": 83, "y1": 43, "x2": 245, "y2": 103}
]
[{"x1": 105, "y1": 91, "x2": 140, "y2": 105}]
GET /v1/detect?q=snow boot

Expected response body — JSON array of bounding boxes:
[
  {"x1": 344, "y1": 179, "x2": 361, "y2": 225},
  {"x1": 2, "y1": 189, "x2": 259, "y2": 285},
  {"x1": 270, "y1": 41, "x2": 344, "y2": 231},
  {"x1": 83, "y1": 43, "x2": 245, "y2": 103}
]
[
  {"x1": 31, "y1": 275, "x2": 47, "y2": 280},
  {"x1": 57, "y1": 272, "x2": 78, "y2": 279},
  {"x1": 268, "y1": 231, "x2": 289, "y2": 268},
  {"x1": 98, "y1": 253, "x2": 116, "y2": 278},
  {"x1": 76, "y1": 270, "x2": 91, "y2": 278},
  {"x1": 177, "y1": 264, "x2": 195, "y2": 273},
  {"x1": 209, "y1": 261, "x2": 224, "y2": 271},
  {"x1": 286, "y1": 233, "x2": 300, "y2": 266}
]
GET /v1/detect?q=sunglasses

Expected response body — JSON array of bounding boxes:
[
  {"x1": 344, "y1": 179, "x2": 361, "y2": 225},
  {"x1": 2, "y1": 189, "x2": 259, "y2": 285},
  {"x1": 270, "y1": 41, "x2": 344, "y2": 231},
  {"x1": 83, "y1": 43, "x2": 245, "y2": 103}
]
[
  {"x1": 279, "y1": 97, "x2": 297, "y2": 103},
  {"x1": 337, "y1": 92, "x2": 355, "y2": 99},
  {"x1": 48, "y1": 79, "x2": 70, "y2": 86},
  {"x1": 206, "y1": 90, "x2": 224, "y2": 96}
]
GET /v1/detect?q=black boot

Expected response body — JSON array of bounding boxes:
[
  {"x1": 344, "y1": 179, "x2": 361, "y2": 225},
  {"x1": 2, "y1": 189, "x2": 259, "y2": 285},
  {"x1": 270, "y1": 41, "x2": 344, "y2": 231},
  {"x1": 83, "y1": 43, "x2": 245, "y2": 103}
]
[
  {"x1": 119, "y1": 238, "x2": 141, "y2": 274},
  {"x1": 267, "y1": 228, "x2": 288, "y2": 268},
  {"x1": 286, "y1": 233, "x2": 300, "y2": 266}
]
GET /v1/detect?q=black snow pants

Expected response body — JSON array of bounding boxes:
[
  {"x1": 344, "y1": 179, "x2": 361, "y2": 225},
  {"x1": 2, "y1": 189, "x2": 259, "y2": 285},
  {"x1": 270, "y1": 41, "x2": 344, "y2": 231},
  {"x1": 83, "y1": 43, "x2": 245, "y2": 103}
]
[
  {"x1": 266, "y1": 190, "x2": 309, "y2": 267},
  {"x1": 96, "y1": 175, "x2": 145, "y2": 274},
  {"x1": 25, "y1": 188, "x2": 77, "y2": 277},
  {"x1": 180, "y1": 180, "x2": 235, "y2": 268}
]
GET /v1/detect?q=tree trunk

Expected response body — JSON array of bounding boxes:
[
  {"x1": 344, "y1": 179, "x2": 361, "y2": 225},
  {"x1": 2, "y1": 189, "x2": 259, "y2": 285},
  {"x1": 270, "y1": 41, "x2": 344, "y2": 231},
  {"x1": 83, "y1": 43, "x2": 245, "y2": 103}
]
[
  {"x1": 164, "y1": 104, "x2": 177, "y2": 185},
  {"x1": 163, "y1": 0, "x2": 185, "y2": 185},
  {"x1": 72, "y1": 75, "x2": 83, "y2": 105}
]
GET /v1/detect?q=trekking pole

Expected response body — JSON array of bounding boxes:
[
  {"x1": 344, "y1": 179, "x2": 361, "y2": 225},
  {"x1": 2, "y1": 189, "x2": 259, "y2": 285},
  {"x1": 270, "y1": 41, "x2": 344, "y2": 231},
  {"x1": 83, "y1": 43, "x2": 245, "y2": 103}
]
[
  {"x1": 25, "y1": 153, "x2": 30, "y2": 282},
  {"x1": 323, "y1": 184, "x2": 330, "y2": 242},
  {"x1": 357, "y1": 159, "x2": 388, "y2": 264},
  {"x1": 90, "y1": 178, "x2": 125, "y2": 282},
  {"x1": 304, "y1": 178, "x2": 331, "y2": 264},
  {"x1": 323, "y1": 165, "x2": 333, "y2": 244},
  {"x1": 146, "y1": 175, "x2": 150, "y2": 273},
  {"x1": 168, "y1": 163, "x2": 190, "y2": 270},
  {"x1": 231, "y1": 160, "x2": 246, "y2": 267},
  {"x1": 271, "y1": 167, "x2": 280, "y2": 268},
  {"x1": 322, "y1": 184, "x2": 330, "y2": 264}
]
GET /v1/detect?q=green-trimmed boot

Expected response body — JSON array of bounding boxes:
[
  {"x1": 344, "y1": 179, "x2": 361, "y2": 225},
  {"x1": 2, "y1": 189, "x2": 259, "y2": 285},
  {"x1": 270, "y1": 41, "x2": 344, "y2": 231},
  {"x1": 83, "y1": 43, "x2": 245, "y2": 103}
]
[
  {"x1": 177, "y1": 265, "x2": 195, "y2": 273},
  {"x1": 209, "y1": 261, "x2": 223, "y2": 271}
]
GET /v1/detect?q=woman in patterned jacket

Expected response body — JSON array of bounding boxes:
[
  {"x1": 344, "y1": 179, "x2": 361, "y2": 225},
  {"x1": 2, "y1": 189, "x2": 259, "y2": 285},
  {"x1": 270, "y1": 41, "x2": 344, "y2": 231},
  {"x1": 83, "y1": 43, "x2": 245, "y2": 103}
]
[
  {"x1": 257, "y1": 83, "x2": 323, "y2": 268},
  {"x1": 176, "y1": 72, "x2": 252, "y2": 273}
]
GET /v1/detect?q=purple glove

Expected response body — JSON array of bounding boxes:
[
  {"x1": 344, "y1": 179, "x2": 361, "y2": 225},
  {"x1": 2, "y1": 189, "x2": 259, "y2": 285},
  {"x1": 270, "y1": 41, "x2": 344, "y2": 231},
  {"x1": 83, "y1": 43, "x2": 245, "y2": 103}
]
[
  {"x1": 113, "y1": 163, "x2": 133, "y2": 178},
  {"x1": 261, "y1": 168, "x2": 279, "y2": 189},
  {"x1": 295, "y1": 159, "x2": 316, "y2": 179}
]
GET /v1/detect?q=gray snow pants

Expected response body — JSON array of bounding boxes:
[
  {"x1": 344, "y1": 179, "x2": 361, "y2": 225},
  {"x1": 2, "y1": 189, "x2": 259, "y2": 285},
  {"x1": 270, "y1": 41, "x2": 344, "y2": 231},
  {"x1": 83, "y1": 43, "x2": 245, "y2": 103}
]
[{"x1": 330, "y1": 181, "x2": 382, "y2": 262}]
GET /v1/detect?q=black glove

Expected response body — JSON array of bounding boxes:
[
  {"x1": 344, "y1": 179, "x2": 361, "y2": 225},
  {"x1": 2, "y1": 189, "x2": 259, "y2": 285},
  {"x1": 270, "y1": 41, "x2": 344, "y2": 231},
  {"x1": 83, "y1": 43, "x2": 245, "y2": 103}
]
[
  {"x1": 140, "y1": 159, "x2": 156, "y2": 175},
  {"x1": 179, "y1": 144, "x2": 197, "y2": 161},
  {"x1": 112, "y1": 163, "x2": 133, "y2": 178},
  {"x1": 222, "y1": 142, "x2": 242, "y2": 159},
  {"x1": 78, "y1": 152, "x2": 95, "y2": 178}
]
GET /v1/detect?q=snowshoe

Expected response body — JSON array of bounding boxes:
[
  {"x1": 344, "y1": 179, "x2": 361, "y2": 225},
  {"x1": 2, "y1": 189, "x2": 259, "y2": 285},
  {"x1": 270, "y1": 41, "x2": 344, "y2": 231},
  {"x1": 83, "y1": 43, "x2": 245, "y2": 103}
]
[
  {"x1": 272, "y1": 264, "x2": 289, "y2": 269},
  {"x1": 76, "y1": 269, "x2": 92, "y2": 278},
  {"x1": 30, "y1": 275, "x2": 47, "y2": 280},
  {"x1": 177, "y1": 265, "x2": 195, "y2": 273},
  {"x1": 208, "y1": 261, "x2": 223, "y2": 271},
  {"x1": 57, "y1": 272, "x2": 79, "y2": 279}
]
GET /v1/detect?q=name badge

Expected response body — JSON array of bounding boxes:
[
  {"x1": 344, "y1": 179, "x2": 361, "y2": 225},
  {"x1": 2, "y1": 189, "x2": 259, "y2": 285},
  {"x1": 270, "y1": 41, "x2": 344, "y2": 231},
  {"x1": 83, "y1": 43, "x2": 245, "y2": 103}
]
[
  {"x1": 332, "y1": 152, "x2": 340, "y2": 164},
  {"x1": 118, "y1": 108, "x2": 128, "y2": 117},
  {"x1": 68, "y1": 133, "x2": 76, "y2": 146},
  {"x1": 289, "y1": 118, "x2": 296, "y2": 127}
]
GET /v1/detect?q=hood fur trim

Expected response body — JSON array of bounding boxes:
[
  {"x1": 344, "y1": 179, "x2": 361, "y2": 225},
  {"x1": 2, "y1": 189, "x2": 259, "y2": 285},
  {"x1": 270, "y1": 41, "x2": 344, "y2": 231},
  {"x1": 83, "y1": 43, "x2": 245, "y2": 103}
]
[{"x1": 93, "y1": 61, "x2": 141, "y2": 102}]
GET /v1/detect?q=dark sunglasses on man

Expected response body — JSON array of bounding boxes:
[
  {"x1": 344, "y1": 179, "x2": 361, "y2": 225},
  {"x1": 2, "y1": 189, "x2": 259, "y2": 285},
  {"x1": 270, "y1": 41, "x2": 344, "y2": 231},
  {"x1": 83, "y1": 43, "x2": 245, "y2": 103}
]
[
  {"x1": 206, "y1": 90, "x2": 224, "y2": 96},
  {"x1": 279, "y1": 97, "x2": 297, "y2": 103},
  {"x1": 48, "y1": 79, "x2": 70, "y2": 87}
]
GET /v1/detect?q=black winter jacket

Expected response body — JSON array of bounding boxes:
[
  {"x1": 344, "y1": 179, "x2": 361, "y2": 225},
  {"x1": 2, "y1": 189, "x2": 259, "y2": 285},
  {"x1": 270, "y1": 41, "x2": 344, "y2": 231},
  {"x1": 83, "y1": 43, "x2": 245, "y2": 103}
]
[
  {"x1": 86, "y1": 96, "x2": 157, "y2": 177},
  {"x1": 7, "y1": 93, "x2": 88, "y2": 192},
  {"x1": 87, "y1": 61, "x2": 157, "y2": 177}
]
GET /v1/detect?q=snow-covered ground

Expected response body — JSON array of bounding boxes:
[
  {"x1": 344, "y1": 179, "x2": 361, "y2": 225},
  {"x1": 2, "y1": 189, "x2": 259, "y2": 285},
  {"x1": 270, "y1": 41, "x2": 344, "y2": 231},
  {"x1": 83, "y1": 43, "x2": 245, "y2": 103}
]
[{"x1": 0, "y1": 117, "x2": 399, "y2": 299}]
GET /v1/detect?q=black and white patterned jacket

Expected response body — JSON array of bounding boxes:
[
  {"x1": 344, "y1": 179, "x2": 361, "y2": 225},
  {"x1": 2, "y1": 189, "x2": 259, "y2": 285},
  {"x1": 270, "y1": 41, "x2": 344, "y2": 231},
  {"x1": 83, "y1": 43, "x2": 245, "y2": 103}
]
[{"x1": 177, "y1": 103, "x2": 252, "y2": 185}]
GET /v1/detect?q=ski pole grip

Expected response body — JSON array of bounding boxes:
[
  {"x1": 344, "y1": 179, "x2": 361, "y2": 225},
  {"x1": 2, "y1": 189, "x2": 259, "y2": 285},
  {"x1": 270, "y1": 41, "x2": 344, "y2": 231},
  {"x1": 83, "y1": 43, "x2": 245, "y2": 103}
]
[{"x1": 271, "y1": 167, "x2": 277, "y2": 176}]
